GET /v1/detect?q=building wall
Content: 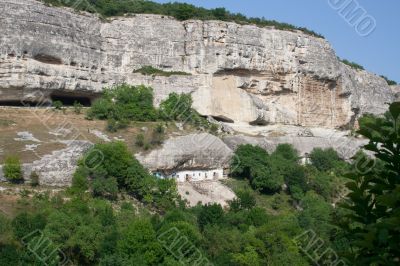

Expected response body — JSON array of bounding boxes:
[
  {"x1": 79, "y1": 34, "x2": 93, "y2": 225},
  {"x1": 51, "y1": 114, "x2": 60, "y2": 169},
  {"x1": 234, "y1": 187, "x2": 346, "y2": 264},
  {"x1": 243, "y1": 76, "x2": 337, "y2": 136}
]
[{"x1": 170, "y1": 169, "x2": 224, "y2": 183}]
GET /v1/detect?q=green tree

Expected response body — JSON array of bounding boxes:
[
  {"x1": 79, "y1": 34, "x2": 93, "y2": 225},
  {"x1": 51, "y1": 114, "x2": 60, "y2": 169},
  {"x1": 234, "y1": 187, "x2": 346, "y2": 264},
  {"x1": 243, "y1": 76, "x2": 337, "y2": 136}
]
[
  {"x1": 12, "y1": 212, "x2": 47, "y2": 240},
  {"x1": 92, "y1": 177, "x2": 118, "y2": 200},
  {"x1": 231, "y1": 145, "x2": 284, "y2": 193},
  {"x1": 3, "y1": 155, "x2": 23, "y2": 183},
  {"x1": 272, "y1": 143, "x2": 299, "y2": 162},
  {"x1": 198, "y1": 203, "x2": 224, "y2": 230},
  {"x1": 309, "y1": 147, "x2": 341, "y2": 172},
  {"x1": 229, "y1": 190, "x2": 256, "y2": 211},
  {"x1": 87, "y1": 84, "x2": 158, "y2": 126},
  {"x1": 117, "y1": 219, "x2": 164, "y2": 264},
  {"x1": 337, "y1": 102, "x2": 400, "y2": 265}
]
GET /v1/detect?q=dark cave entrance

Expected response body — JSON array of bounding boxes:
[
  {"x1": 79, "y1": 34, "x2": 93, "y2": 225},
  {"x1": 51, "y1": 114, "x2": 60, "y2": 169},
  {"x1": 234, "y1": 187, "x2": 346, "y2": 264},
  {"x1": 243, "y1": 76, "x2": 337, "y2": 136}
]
[{"x1": 50, "y1": 92, "x2": 95, "y2": 107}]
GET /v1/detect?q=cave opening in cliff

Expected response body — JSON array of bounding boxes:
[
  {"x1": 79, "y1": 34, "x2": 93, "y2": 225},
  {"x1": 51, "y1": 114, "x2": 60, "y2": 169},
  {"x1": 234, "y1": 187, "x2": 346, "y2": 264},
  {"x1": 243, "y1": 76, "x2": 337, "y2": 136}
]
[{"x1": 50, "y1": 92, "x2": 94, "y2": 107}]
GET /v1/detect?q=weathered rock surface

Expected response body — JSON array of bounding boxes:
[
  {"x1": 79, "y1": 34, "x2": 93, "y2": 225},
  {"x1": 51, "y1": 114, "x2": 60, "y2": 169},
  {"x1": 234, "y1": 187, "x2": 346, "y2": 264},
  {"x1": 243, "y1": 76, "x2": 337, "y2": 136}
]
[
  {"x1": 391, "y1": 85, "x2": 400, "y2": 101},
  {"x1": 136, "y1": 133, "x2": 233, "y2": 172},
  {"x1": 223, "y1": 126, "x2": 367, "y2": 160},
  {"x1": 0, "y1": 140, "x2": 92, "y2": 186},
  {"x1": 0, "y1": 0, "x2": 395, "y2": 129}
]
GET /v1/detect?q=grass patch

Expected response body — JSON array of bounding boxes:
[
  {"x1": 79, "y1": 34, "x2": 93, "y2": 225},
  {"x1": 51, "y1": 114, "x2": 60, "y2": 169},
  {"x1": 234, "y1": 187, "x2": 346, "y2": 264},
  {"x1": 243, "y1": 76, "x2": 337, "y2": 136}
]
[
  {"x1": 133, "y1": 66, "x2": 191, "y2": 77},
  {"x1": 0, "y1": 119, "x2": 15, "y2": 127}
]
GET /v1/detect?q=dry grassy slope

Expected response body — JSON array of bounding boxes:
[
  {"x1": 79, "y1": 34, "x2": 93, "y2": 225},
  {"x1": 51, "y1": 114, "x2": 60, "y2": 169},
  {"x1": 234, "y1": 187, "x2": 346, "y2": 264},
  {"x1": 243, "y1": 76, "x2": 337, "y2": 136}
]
[{"x1": 0, "y1": 107, "x2": 196, "y2": 163}]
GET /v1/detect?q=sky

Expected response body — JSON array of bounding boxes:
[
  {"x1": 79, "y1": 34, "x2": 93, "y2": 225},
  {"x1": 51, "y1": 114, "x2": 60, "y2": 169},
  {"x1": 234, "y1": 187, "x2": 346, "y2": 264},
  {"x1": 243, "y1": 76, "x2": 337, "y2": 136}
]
[{"x1": 154, "y1": 0, "x2": 400, "y2": 83}]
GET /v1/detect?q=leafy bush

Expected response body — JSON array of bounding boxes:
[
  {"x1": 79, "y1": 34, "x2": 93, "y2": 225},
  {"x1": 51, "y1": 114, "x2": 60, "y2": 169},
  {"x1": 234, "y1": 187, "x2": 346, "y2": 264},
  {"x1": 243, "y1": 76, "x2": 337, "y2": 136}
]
[
  {"x1": 340, "y1": 59, "x2": 365, "y2": 70},
  {"x1": 272, "y1": 143, "x2": 299, "y2": 162},
  {"x1": 198, "y1": 203, "x2": 224, "y2": 230},
  {"x1": 73, "y1": 101, "x2": 83, "y2": 114},
  {"x1": 337, "y1": 102, "x2": 400, "y2": 264},
  {"x1": 92, "y1": 177, "x2": 118, "y2": 200},
  {"x1": 75, "y1": 142, "x2": 179, "y2": 210},
  {"x1": 229, "y1": 190, "x2": 256, "y2": 211},
  {"x1": 3, "y1": 156, "x2": 23, "y2": 183},
  {"x1": 87, "y1": 84, "x2": 158, "y2": 123},
  {"x1": 52, "y1": 100, "x2": 63, "y2": 110},
  {"x1": 231, "y1": 144, "x2": 284, "y2": 193},
  {"x1": 309, "y1": 148, "x2": 341, "y2": 172},
  {"x1": 106, "y1": 118, "x2": 128, "y2": 132},
  {"x1": 150, "y1": 124, "x2": 165, "y2": 146},
  {"x1": 133, "y1": 66, "x2": 190, "y2": 77},
  {"x1": 159, "y1": 92, "x2": 209, "y2": 128},
  {"x1": 30, "y1": 171, "x2": 39, "y2": 187},
  {"x1": 380, "y1": 75, "x2": 397, "y2": 85},
  {"x1": 135, "y1": 133, "x2": 145, "y2": 147},
  {"x1": 42, "y1": 0, "x2": 324, "y2": 38}
]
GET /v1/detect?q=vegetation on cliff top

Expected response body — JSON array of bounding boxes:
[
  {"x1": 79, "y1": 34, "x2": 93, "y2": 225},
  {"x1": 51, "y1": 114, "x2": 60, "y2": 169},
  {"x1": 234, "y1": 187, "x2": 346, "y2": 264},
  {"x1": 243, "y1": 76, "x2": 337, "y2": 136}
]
[
  {"x1": 380, "y1": 75, "x2": 397, "y2": 85},
  {"x1": 40, "y1": 0, "x2": 325, "y2": 38},
  {"x1": 340, "y1": 58, "x2": 365, "y2": 71}
]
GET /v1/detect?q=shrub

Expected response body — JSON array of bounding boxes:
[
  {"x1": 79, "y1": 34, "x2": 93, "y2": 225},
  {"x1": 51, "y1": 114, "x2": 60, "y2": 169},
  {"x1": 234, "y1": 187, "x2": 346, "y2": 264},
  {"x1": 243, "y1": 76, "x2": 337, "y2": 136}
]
[
  {"x1": 231, "y1": 144, "x2": 284, "y2": 193},
  {"x1": 340, "y1": 59, "x2": 365, "y2": 70},
  {"x1": 30, "y1": 171, "x2": 39, "y2": 187},
  {"x1": 3, "y1": 156, "x2": 23, "y2": 183},
  {"x1": 73, "y1": 101, "x2": 83, "y2": 114},
  {"x1": 150, "y1": 125, "x2": 165, "y2": 146},
  {"x1": 159, "y1": 92, "x2": 209, "y2": 128},
  {"x1": 198, "y1": 203, "x2": 224, "y2": 230},
  {"x1": 88, "y1": 84, "x2": 158, "y2": 125},
  {"x1": 309, "y1": 148, "x2": 341, "y2": 172},
  {"x1": 69, "y1": 165, "x2": 89, "y2": 194},
  {"x1": 52, "y1": 100, "x2": 63, "y2": 110},
  {"x1": 272, "y1": 144, "x2": 299, "y2": 162},
  {"x1": 106, "y1": 118, "x2": 128, "y2": 132},
  {"x1": 229, "y1": 190, "x2": 256, "y2": 211},
  {"x1": 92, "y1": 177, "x2": 118, "y2": 200},
  {"x1": 380, "y1": 75, "x2": 397, "y2": 86},
  {"x1": 135, "y1": 133, "x2": 145, "y2": 147}
]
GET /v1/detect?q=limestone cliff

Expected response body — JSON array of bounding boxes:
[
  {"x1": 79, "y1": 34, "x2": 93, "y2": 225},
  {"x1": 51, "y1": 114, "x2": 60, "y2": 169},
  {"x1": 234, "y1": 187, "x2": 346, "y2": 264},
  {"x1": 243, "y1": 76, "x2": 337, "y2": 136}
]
[{"x1": 0, "y1": 0, "x2": 394, "y2": 128}]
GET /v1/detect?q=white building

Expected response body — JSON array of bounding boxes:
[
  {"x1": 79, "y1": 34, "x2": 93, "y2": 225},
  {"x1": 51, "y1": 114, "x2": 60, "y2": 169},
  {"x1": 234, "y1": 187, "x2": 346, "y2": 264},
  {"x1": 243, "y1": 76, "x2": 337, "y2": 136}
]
[{"x1": 154, "y1": 169, "x2": 225, "y2": 183}]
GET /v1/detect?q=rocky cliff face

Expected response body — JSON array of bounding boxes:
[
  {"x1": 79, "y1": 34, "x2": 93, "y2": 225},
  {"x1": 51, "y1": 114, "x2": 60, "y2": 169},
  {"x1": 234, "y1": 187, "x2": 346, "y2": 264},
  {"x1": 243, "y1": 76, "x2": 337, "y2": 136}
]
[
  {"x1": 391, "y1": 85, "x2": 400, "y2": 101},
  {"x1": 0, "y1": 0, "x2": 394, "y2": 128}
]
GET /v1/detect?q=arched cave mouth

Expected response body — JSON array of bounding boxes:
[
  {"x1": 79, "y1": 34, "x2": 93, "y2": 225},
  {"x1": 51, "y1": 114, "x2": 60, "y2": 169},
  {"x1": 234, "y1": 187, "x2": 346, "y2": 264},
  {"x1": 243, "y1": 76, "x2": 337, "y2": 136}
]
[{"x1": 50, "y1": 93, "x2": 93, "y2": 107}]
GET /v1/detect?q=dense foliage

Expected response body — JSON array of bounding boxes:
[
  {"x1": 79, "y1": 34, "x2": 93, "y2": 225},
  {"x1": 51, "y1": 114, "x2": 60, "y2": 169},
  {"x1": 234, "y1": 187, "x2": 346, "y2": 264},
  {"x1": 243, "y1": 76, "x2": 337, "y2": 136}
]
[
  {"x1": 2, "y1": 99, "x2": 399, "y2": 265},
  {"x1": 87, "y1": 84, "x2": 209, "y2": 131},
  {"x1": 337, "y1": 102, "x2": 400, "y2": 265},
  {"x1": 3, "y1": 155, "x2": 23, "y2": 183},
  {"x1": 41, "y1": 0, "x2": 324, "y2": 38},
  {"x1": 71, "y1": 141, "x2": 179, "y2": 210},
  {"x1": 87, "y1": 84, "x2": 158, "y2": 125}
]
